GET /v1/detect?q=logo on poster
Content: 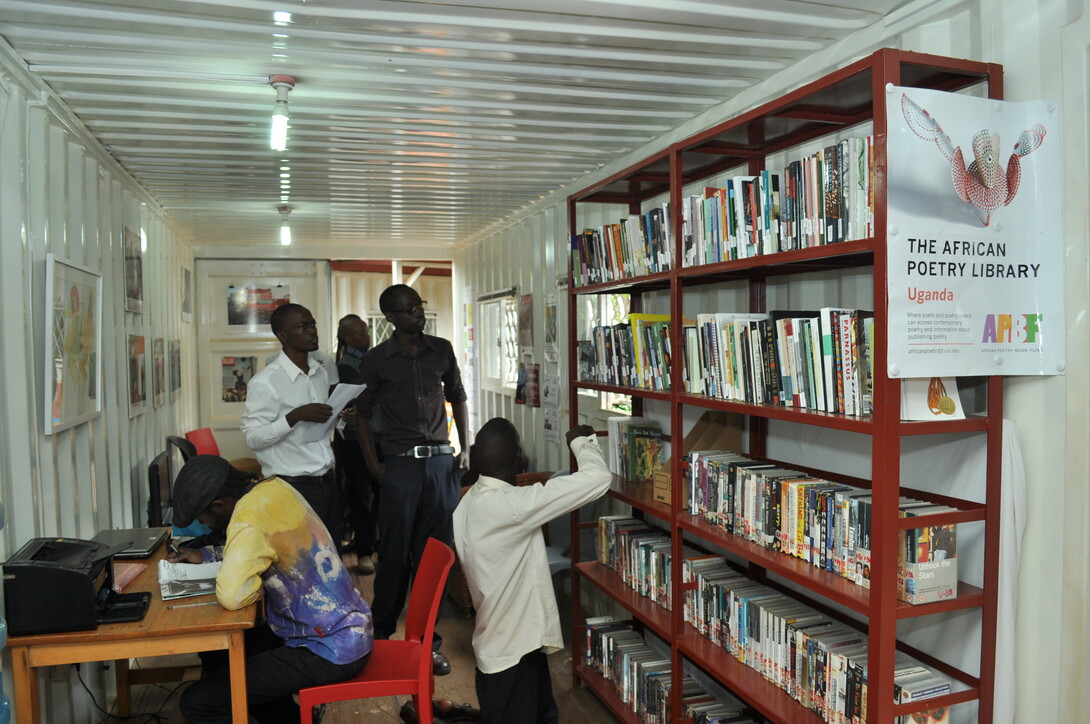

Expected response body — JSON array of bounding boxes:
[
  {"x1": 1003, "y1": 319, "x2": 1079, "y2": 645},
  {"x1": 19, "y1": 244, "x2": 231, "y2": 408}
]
[{"x1": 980, "y1": 314, "x2": 1042, "y2": 343}]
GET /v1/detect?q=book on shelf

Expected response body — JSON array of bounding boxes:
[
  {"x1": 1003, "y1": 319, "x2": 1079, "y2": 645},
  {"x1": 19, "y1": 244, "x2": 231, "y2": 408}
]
[
  {"x1": 158, "y1": 558, "x2": 220, "y2": 601},
  {"x1": 893, "y1": 664, "x2": 953, "y2": 724},
  {"x1": 570, "y1": 205, "x2": 675, "y2": 286},
  {"x1": 681, "y1": 135, "x2": 874, "y2": 262},
  {"x1": 605, "y1": 415, "x2": 653, "y2": 479},
  {"x1": 626, "y1": 423, "x2": 664, "y2": 483},
  {"x1": 901, "y1": 377, "x2": 965, "y2": 421},
  {"x1": 899, "y1": 504, "x2": 958, "y2": 604},
  {"x1": 684, "y1": 308, "x2": 871, "y2": 416}
]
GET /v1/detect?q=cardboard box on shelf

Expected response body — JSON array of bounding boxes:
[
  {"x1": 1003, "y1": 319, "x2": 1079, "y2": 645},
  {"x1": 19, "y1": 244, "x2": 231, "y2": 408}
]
[{"x1": 652, "y1": 410, "x2": 744, "y2": 502}]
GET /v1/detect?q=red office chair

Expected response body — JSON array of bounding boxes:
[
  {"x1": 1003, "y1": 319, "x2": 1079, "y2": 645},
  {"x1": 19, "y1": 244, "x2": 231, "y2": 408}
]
[
  {"x1": 298, "y1": 538, "x2": 455, "y2": 724},
  {"x1": 185, "y1": 428, "x2": 263, "y2": 475},
  {"x1": 185, "y1": 427, "x2": 221, "y2": 456}
]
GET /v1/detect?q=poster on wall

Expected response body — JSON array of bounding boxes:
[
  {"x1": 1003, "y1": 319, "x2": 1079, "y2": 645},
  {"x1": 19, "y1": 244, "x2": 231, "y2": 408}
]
[
  {"x1": 169, "y1": 339, "x2": 182, "y2": 400},
  {"x1": 518, "y1": 293, "x2": 533, "y2": 353},
  {"x1": 152, "y1": 337, "x2": 166, "y2": 408},
  {"x1": 886, "y1": 86, "x2": 1064, "y2": 377},
  {"x1": 542, "y1": 364, "x2": 559, "y2": 405},
  {"x1": 227, "y1": 285, "x2": 291, "y2": 332},
  {"x1": 524, "y1": 363, "x2": 540, "y2": 407},
  {"x1": 221, "y1": 356, "x2": 257, "y2": 403},
  {"x1": 181, "y1": 267, "x2": 193, "y2": 323},
  {"x1": 544, "y1": 296, "x2": 558, "y2": 354},
  {"x1": 123, "y1": 226, "x2": 143, "y2": 313},
  {"x1": 514, "y1": 364, "x2": 527, "y2": 405},
  {"x1": 127, "y1": 334, "x2": 146, "y2": 417},
  {"x1": 43, "y1": 254, "x2": 102, "y2": 434},
  {"x1": 543, "y1": 408, "x2": 560, "y2": 443}
]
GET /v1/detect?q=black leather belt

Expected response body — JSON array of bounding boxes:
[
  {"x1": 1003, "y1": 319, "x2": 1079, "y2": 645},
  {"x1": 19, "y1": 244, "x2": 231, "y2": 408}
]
[
  {"x1": 280, "y1": 470, "x2": 334, "y2": 484},
  {"x1": 393, "y1": 445, "x2": 455, "y2": 458}
]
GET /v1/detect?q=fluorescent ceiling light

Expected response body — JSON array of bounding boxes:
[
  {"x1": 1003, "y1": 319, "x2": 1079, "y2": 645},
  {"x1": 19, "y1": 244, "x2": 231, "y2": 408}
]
[
  {"x1": 268, "y1": 75, "x2": 295, "y2": 152},
  {"x1": 278, "y1": 205, "x2": 292, "y2": 246}
]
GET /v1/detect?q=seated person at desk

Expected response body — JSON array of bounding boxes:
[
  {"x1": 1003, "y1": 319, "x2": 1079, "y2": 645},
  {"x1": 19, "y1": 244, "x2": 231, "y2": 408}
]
[
  {"x1": 168, "y1": 455, "x2": 373, "y2": 724},
  {"x1": 454, "y1": 420, "x2": 611, "y2": 724}
]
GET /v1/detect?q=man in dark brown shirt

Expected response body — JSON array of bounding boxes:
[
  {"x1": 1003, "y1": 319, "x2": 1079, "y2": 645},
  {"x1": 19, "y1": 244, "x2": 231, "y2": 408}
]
[{"x1": 355, "y1": 283, "x2": 468, "y2": 676}]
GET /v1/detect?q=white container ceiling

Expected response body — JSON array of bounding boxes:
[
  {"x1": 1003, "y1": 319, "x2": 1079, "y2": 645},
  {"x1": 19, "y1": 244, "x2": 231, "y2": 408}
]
[{"x1": 0, "y1": 0, "x2": 901, "y2": 256}]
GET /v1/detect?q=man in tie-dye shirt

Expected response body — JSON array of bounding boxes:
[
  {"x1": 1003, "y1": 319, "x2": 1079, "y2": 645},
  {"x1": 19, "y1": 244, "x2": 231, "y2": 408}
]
[{"x1": 169, "y1": 455, "x2": 373, "y2": 724}]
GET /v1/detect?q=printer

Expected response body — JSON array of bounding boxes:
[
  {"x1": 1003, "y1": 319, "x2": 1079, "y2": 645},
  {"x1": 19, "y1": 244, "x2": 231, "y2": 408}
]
[{"x1": 2, "y1": 537, "x2": 125, "y2": 636}]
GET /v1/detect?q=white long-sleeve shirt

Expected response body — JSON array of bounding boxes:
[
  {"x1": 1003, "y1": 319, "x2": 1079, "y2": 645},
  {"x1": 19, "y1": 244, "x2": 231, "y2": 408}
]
[
  {"x1": 453, "y1": 434, "x2": 611, "y2": 674},
  {"x1": 241, "y1": 351, "x2": 334, "y2": 477}
]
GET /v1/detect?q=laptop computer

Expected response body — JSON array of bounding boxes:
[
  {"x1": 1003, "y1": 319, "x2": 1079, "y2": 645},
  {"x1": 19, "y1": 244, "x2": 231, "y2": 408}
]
[{"x1": 91, "y1": 527, "x2": 170, "y2": 559}]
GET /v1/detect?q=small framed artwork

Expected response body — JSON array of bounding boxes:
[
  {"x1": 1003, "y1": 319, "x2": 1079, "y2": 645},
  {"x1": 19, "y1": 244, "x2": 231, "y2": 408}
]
[
  {"x1": 181, "y1": 267, "x2": 193, "y2": 323},
  {"x1": 152, "y1": 337, "x2": 166, "y2": 408},
  {"x1": 220, "y1": 355, "x2": 257, "y2": 403},
  {"x1": 44, "y1": 254, "x2": 103, "y2": 435},
  {"x1": 169, "y1": 339, "x2": 182, "y2": 400},
  {"x1": 128, "y1": 334, "x2": 146, "y2": 417},
  {"x1": 123, "y1": 226, "x2": 143, "y2": 313}
]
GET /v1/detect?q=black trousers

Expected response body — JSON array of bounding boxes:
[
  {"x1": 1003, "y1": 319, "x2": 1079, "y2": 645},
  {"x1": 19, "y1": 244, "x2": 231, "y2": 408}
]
[
  {"x1": 181, "y1": 625, "x2": 369, "y2": 724},
  {"x1": 476, "y1": 649, "x2": 558, "y2": 724},
  {"x1": 279, "y1": 470, "x2": 340, "y2": 545},
  {"x1": 370, "y1": 453, "x2": 459, "y2": 647},
  {"x1": 336, "y1": 431, "x2": 383, "y2": 556}
]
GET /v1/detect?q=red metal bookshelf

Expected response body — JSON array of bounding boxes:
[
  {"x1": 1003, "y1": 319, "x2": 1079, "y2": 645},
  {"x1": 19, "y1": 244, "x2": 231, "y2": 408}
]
[{"x1": 567, "y1": 48, "x2": 1003, "y2": 724}]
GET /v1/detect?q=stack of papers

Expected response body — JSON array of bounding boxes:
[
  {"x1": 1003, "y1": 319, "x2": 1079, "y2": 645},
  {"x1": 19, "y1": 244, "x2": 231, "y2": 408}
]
[{"x1": 158, "y1": 559, "x2": 221, "y2": 601}]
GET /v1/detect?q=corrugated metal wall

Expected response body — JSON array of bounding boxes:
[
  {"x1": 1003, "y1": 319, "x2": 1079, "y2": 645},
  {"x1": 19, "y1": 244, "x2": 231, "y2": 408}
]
[{"x1": 0, "y1": 54, "x2": 196, "y2": 720}]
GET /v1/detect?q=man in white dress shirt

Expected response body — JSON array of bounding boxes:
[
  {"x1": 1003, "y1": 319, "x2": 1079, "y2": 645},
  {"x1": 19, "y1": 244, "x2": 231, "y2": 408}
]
[
  {"x1": 242, "y1": 303, "x2": 340, "y2": 539},
  {"x1": 453, "y1": 419, "x2": 611, "y2": 723}
]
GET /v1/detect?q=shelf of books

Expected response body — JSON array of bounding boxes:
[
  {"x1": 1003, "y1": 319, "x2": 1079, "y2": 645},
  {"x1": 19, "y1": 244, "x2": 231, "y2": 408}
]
[
  {"x1": 577, "y1": 561, "x2": 673, "y2": 640},
  {"x1": 677, "y1": 630, "x2": 824, "y2": 724},
  {"x1": 566, "y1": 48, "x2": 1004, "y2": 724}
]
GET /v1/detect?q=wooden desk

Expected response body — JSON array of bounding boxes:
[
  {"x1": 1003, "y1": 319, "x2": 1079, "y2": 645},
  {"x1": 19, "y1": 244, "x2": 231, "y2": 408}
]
[{"x1": 6, "y1": 544, "x2": 256, "y2": 723}]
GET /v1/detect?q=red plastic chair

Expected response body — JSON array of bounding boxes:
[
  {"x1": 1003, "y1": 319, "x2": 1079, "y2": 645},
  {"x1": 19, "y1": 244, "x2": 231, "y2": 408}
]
[
  {"x1": 298, "y1": 538, "x2": 456, "y2": 724},
  {"x1": 185, "y1": 427, "x2": 221, "y2": 456}
]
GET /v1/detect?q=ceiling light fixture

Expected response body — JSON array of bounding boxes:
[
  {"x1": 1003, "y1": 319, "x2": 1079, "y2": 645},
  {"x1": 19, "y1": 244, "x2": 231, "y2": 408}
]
[
  {"x1": 268, "y1": 74, "x2": 295, "y2": 152},
  {"x1": 278, "y1": 205, "x2": 292, "y2": 246}
]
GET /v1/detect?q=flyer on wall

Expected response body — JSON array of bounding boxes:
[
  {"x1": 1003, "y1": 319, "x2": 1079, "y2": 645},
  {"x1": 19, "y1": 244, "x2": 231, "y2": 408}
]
[{"x1": 886, "y1": 86, "x2": 1065, "y2": 378}]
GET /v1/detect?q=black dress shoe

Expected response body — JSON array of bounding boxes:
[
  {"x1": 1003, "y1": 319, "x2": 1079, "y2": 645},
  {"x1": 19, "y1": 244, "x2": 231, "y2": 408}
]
[{"x1": 432, "y1": 650, "x2": 451, "y2": 676}]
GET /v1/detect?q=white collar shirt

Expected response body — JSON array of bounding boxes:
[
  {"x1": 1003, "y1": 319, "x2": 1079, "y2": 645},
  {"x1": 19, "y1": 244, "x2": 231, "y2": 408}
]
[
  {"x1": 241, "y1": 351, "x2": 334, "y2": 477},
  {"x1": 453, "y1": 435, "x2": 611, "y2": 674}
]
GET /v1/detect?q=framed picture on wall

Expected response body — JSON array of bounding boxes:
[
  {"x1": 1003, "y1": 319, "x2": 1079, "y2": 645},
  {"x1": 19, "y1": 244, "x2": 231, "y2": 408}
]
[
  {"x1": 128, "y1": 333, "x2": 146, "y2": 417},
  {"x1": 181, "y1": 267, "x2": 193, "y2": 323},
  {"x1": 226, "y1": 284, "x2": 291, "y2": 333},
  {"x1": 152, "y1": 337, "x2": 166, "y2": 408},
  {"x1": 123, "y1": 226, "x2": 143, "y2": 313},
  {"x1": 220, "y1": 355, "x2": 257, "y2": 403},
  {"x1": 43, "y1": 254, "x2": 102, "y2": 435},
  {"x1": 169, "y1": 339, "x2": 182, "y2": 400}
]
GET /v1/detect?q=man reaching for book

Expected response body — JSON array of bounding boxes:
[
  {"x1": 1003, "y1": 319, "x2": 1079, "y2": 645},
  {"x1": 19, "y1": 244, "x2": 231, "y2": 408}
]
[
  {"x1": 453, "y1": 420, "x2": 611, "y2": 723},
  {"x1": 167, "y1": 455, "x2": 373, "y2": 724}
]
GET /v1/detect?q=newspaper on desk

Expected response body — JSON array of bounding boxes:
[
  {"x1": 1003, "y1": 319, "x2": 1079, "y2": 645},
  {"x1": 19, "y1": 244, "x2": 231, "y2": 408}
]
[
  {"x1": 300, "y1": 382, "x2": 366, "y2": 443},
  {"x1": 158, "y1": 559, "x2": 221, "y2": 601}
]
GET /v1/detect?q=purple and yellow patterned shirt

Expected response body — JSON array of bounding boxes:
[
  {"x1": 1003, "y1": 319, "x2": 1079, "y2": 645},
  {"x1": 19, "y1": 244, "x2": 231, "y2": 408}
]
[{"x1": 200, "y1": 478, "x2": 372, "y2": 664}]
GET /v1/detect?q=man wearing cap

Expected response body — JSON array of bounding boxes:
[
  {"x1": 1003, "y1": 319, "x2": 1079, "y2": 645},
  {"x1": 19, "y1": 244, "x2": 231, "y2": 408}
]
[
  {"x1": 169, "y1": 455, "x2": 372, "y2": 724},
  {"x1": 242, "y1": 303, "x2": 341, "y2": 541},
  {"x1": 355, "y1": 283, "x2": 468, "y2": 676}
]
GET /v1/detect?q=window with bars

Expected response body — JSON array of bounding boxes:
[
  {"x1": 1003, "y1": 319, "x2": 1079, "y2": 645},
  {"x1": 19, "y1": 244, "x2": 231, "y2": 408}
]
[
  {"x1": 479, "y1": 296, "x2": 519, "y2": 390},
  {"x1": 366, "y1": 314, "x2": 437, "y2": 342}
]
